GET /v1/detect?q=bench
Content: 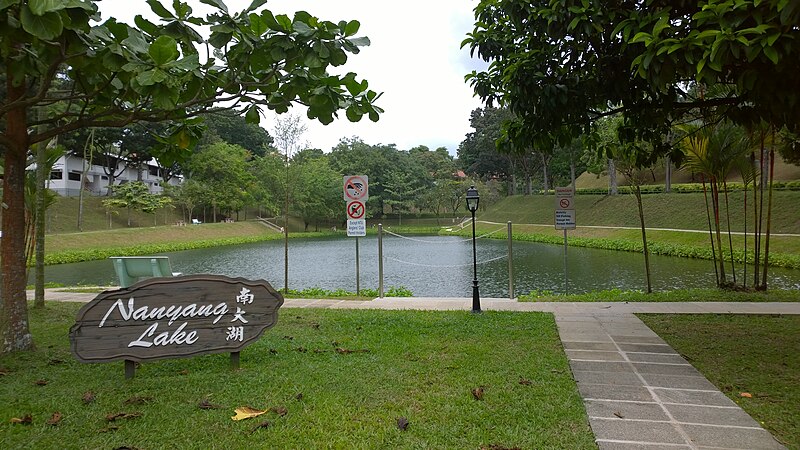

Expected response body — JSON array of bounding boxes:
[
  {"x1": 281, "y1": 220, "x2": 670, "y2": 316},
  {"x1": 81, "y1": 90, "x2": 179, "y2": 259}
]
[{"x1": 110, "y1": 256, "x2": 182, "y2": 288}]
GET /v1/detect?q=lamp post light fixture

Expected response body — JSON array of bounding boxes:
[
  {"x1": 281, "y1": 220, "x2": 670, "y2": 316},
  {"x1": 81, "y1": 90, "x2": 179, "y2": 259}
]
[{"x1": 466, "y1": 185, "x2": 481, "y2": 313}]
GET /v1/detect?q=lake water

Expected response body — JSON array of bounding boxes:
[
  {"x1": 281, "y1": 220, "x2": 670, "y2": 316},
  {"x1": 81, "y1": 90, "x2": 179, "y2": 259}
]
[{"x1": 37, "y1": 234, "x2": 800, "y2": 297}]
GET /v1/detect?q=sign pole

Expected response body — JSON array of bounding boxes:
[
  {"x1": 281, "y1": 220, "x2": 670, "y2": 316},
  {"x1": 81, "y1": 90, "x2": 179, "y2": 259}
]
[
  {"x1": 507, "y1": 221, "x2": 514, "y2": 300},
  {"x1": 355, "y1": 236, "x2": 360, "y2": 295},
  {"x1": 563, "y1": 229, "x2": 568, "y2": 295}
]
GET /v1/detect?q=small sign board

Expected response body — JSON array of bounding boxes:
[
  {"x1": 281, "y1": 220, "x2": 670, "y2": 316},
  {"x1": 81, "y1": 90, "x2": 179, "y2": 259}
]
[
  {"x1": 555, "y1": 186, "x2": 575, "y2": 210},
  {"x1": 555, "y1": 209, "x2": 576, "y2": 230},
  {"x1": 69, "y1": 275, "x2": 284, "y2": 363},
  {"x1": 343, "y1": 175, "x2": 369, "y2": 201},
  {"x1": 347, "y1": 219, "x2": 366, "y2": 237},
  {"x1": 346, "y1": 200, "x2": 366, "y2": 220}
]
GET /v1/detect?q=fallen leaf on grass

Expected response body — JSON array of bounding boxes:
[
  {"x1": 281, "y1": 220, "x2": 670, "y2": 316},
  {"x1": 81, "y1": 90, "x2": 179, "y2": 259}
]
[
  {"x1": 335, "y1": 348, "x2": 370, "y2": 355},
  {"x1": 397, "y1": 417, "x2": 409, "y2": 431},
  {"x1": 34, "y1": 379, "x2": 48, "y2": 386},
  {"x1": 311, "y1": 323, "x2": 320, "y2": 330},
  {"x1": 105, "y1": 412, "x2": 142, "y2": 422},
  {"x1": 283, "y1": 336, "x2": 294, "y2": 341},
  {"x1": 295, "y1": 393, "x2": 304, "y2": 401},
  {"x1": 518, "y1": 378, "x2": 532, "y2": 386},
  {"x1": 481, "y1": 445, "x2": 521, "y2": 450},
  {"x1": 178, "y1": 369, "x2": 189, "y2": 376},
  {"x1": 740, "y1": 392, "x2": 753, "y2": 398},
  {"x1": 472, "y1": 387, "x2": 485, "y2": 401},
  {"x1": 0, "y1": 367, "x2": 10, "y2": 376},
  {"x1": 269, "y1": 406, "x2": 288, "y2": 417},
  {"x1": 10, "y1": 414, "x2": 32, "y2": 425},
  {"x1": 47, "y1": 412, "x2": 63, "y2": 426},
  {"x1": 231, "y1": 406, "x2": 267, "y2": 421},
  {"x1": 123, "y1": 396, "x2": 154, "y2": 406},
  {"x1": 98, "y1": 425, "x2": 119, "y2": 433},
  {"x1": 113, "y1": 446, "x2": 140, "y2": 450},
  {"x1": 250, "y1": 420, "x2": 270, "y2": 434},
  {"x1": 82, "y1": 391, "x2": 96, "y2": 405},
  {"x1": 269, "y1": 349, "x2": 278, "y2": 355},
  {"x1": 199, "y1": 399, "x2": 222, "y2": 410},
  {"x1": 48, "y1": 359, "x2": 64, "y2": 366}
]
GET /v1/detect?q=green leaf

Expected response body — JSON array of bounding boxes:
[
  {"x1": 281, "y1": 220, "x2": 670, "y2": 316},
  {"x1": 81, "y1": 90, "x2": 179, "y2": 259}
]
[
  {"x1": 245, "y1": 0, "x2": 268, "y2": 13},
  {"x1": 630, "y1": 32, "x2": 652, "y2": 45},
  {"x1": 149, "y1": 35, "x2": 180, "y2": 65},
  {"x1": 347, "y1": 36, "x2": 370, "y2": 47},
  {"x1": 20, "y1": 6, "x2": 63, "y2": 40},
  {"x1": 249, "y1": 13, "x2": 267, "y2": 35},
  {"x1": 136, "y1": 69, "x2": 158, "y2": 86},
  {"x1": 245, "y1": 105, "x2": 261, "y2": 124},
  {"x1": 134, "y1": 15, "x2": 159, "y2": 36},
  {"x1": 200, "y1": 0, "x2": 228, "y2": 14},
  {"x1": 146, "y1": 0, "x2": 174, "y2": 19},
  {"x1": 344, "y1": 20, "x2": 360, "y2": 37},
  {"x1": 763, "y1": 45, "x2": 779, "y2": 64},
  {"x1": 28, "y1": 0, "x2": 62, "y2": 16},
  {"x1": 0, "y1": 0, "x2": 20, "y2": 12},
  {"x1": 122, "y1": 28, "x2": 149, "y2": 54},
  {"x1": 293, "y1": 21, "x2": 314, "y2": 37}
]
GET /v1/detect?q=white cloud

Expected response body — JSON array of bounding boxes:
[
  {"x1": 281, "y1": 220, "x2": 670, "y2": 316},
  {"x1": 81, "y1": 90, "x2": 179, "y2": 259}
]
[{"x1": 96, "y1": 0, "x2": 486, "y2": 155}]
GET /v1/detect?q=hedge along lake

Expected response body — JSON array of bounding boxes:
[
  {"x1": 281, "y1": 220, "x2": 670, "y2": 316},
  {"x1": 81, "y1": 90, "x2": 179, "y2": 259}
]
[{"x1": 39, "y1": 233, "x2": 800, "y2": 297}]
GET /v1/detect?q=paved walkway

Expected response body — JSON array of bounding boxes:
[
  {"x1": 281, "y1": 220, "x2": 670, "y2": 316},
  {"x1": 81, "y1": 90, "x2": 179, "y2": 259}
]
[{"x1": 36, "y1": 290, "x2": 797, "y2": 449}]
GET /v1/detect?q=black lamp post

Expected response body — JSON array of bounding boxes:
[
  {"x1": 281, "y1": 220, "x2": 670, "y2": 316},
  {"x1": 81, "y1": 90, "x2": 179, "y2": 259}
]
[{"x1": 466, "y1": 185, "x2": 481, "y2": 313}]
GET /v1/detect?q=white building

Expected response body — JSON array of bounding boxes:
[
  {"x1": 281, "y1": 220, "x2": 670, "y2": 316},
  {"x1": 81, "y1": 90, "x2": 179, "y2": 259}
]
[{"x1": 48, "y1": 154, "x2": 181, "y2": 196}]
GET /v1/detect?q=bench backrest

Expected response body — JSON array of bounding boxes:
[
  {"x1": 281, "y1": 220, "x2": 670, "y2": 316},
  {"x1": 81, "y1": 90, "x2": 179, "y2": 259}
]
[{"x1": 110, "y1": 256, "x2": 174, "y2": 288}]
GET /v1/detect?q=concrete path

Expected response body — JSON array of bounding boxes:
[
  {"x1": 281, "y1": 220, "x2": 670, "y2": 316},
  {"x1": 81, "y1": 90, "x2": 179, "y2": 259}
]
[{"x1": 35, "y1": 290, "x2": 797, "y2": 449}]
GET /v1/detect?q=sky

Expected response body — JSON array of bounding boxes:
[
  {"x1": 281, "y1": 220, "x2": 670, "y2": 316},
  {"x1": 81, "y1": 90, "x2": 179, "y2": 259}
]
[{"x1": 97, "y1": 0, "x2": 488, "y2": 155}]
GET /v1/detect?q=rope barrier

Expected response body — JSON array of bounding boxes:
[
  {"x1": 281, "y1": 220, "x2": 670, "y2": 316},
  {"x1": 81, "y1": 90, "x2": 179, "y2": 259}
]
[
  {"x1": 384, "y1": 254, "x2": 508, "y2": 268},
  {"x1": 383, "y1": 227, "x2": 505, "y2": 244}
]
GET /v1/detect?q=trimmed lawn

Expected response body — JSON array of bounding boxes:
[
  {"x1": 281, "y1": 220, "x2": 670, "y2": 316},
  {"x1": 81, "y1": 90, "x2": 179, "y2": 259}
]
[
  {"x1": 639, "y1": 314, "x2": 800, "y2": 449},
  {"x1": 0, "y1": 303, "x2": 595, "y2": 449}
]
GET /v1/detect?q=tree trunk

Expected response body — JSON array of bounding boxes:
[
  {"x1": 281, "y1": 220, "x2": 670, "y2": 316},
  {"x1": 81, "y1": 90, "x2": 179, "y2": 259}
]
[
  {"x1": 1, "y1": 78, "x2": 34, "y2": 353},
  {"x1": 711, "y1": 179, "x2": 727, "y2": 285},
  {"x1": 664, "y1": 155, "x2": 672, "y2": 193},
  {"x1": 34, "y1": 134, "x2": 47, "y2": 308},
  {"x1": 634, "y1": 185, "x2": 652, "y2": 293},
  {"x1": 722, "y1": 180, "x2": 736, "y2": 285},
  {"x1": 608, "y1": 159, "x2": 618, "y2": 195},
  {"x1": 761, "y1": 145, "x2": 775, "y2": 290},
  {"x1": 541, "y1": 154, "x2": 550, "y2": 193},
  {"x1": 570, "y1": 160, "x2": 576, "y2": 191},
  {"x1": 701, "y1": 175, "x2": 720, "y2": 285}
]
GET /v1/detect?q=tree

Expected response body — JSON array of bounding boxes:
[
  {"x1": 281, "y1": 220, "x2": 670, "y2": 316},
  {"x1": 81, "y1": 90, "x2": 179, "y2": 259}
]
[
  {"x1": 185, "y1": 142, "x2": 255, "y2": 221},
  {"x1": 457, "y1": 107, "x2": 513, "y2": 181},
  {"x1": 199, "y1": 111, "x2": 273, "y2": 156},
  {"x1": 102, "y1": 181, "x2": 163, "y2": 227},
  {"x1": 0, "y1": 0, "x2": 382, "y2": 353},
  {"x1": 464, "y1": 1, "x2": 800, "y2": 154},
  {"x1": 293, "y1": 156, "x2": 340, "y2": 231}
]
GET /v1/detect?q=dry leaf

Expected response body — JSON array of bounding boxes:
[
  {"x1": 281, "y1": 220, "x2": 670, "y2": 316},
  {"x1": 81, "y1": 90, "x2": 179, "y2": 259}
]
[
  {"x1": 82, "y1": 391, "x2": 96, "y2": 405},
  {"x1": 199, "y1": 399, "x2": 222, "y2": 410},
  {"x1": 740, "y1": 392, "x2": 753, "y2": 398},
  {"x1": 397, "y1": 417, "x2": 409, "y2": 431},
  {"x1": 34, "y1": 379, "x2": 48, "y2": 386},
  {"x1": 269, "y1": 349, "x2": 278, "y2": 355},
  {"x1": 518, "y1": 378, "x2": 532, "y2": 386},
  {"x1": 48, "y1": 359, "x2": 64, "y2": 366},
  {"x1": 250, "y1": 420, "x2": 271, "y2": 434},
  {"x1": 271, "y1": 406, "x2": 288, "y2": 417},
  {"x1": 231, "y1": 406, "x2": 267, "y2": 421},
  {"x1": 10, "y1": 414, "x2": 32, "y2": 425},
  {"x1": 0, "y1": 367, "x2": 10, "y2": 376},
  {"x1": 311, "y1": 323, "x2": 320, "y2": 329},
  {"x1": 123, "y1": 396, "x2": 153, "y2": 406},
  {"x1": 105, "y1": 412, "x2": 142, "y2": 422},
  {"x1": 335, "y1": 348, "x2": 369, "y2": 354},
  {"x1": 178, "y1": 369, "x2": 189, "y2": 376},
  {"x1": 295, "y1": 393, "x2": 304, "y2": 401},
  {"x1": 481, "y1": 445, "x2": 521, "y2": 450},
  {"x1": 98, "y1": 425, "x2": 119, "y2": 433},
  {"x1": 113, "y1": 447, "x2": 140, "y2": 450},
  {"x1": 472, "y1": 387, "x2": 485, "y2": 401},
  {"x1": 283, "y1": 336, "x2": 294, "y2": 341},
  {"x1": 296, "y1": 347, "x2": 307, "y2": 353},
  {"x1": 46, "y1": 412, "x2": 63, "y2": 426}
]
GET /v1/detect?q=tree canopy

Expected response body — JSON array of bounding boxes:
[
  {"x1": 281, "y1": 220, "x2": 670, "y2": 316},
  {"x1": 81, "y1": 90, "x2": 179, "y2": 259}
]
[{"x1": 0, "y1": 0, "x2": 382, "y2": 353}]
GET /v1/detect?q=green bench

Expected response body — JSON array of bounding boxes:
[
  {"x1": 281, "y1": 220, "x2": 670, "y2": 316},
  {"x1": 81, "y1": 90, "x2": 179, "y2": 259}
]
[{"x1": 110, "y1": 256, "x2": 181, "y2": 288}]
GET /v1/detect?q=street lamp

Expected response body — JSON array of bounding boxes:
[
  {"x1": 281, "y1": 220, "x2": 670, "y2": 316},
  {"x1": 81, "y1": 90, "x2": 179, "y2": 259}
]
[{"x1": 466, "y1": 185, "x2": 481, "y2": 313}]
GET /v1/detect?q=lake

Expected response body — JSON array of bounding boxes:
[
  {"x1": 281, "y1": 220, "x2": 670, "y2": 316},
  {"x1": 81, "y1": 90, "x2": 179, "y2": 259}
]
[{"x1": 37, "y1": 234, "x2": 800, "y2": 297}]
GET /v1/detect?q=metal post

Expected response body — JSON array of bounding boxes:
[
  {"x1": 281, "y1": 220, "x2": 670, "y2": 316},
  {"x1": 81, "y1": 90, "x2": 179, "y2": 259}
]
[
  {"x1": 355, "y1": 237, "x2": 360, "y2": 295},
  {"x1": 124, "y1": 359, "x2": 135, "y2": 379},
  {"x1": 507, "y1": 221, "x2": 514, "y2": 300},
  {"x1": 230, "y1": 351, "x2": 240, "y2": 370},
  {"x1": 378, "y1": 224, "x2": 384, "y2": 298},
  {"x1": 563, "y1": 229, "x2": 568, "y2": 295},
  {"x1": 471, "y1": 212, "x2": 481, "y2": 313}
]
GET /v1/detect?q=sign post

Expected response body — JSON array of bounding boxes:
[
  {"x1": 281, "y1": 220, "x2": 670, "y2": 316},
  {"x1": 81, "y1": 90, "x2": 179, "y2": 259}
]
[
  {"x1": 555, "y1": 187, "x2": 576, "y2": 294},
  {"x1": 344, "y1": 176, "x2": 369, "y2": 294}
]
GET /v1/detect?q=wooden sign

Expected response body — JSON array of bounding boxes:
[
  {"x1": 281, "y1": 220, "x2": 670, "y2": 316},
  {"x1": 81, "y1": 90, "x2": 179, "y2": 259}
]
[{"x1": 70, "y1": 275, "x2": 284, "y2": 363}]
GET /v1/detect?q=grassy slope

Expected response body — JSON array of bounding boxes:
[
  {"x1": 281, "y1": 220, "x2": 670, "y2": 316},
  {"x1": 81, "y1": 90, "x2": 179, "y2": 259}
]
[{"x1": 0, "y1": 303, "x2": 594, "y2": 449}]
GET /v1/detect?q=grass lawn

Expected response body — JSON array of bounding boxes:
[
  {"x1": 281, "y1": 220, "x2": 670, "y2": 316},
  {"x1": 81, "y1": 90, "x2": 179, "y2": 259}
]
[
  {"x1": 0, "y1": 303, "x2": 595, "y2": 449},
  {"x1": 639, "y1": 314, "x2": 800, "y2": 449}
]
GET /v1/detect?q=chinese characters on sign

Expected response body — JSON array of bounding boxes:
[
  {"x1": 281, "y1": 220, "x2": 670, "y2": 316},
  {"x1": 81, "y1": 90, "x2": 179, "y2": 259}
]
[{"x1": 70, "y1": 275, "x2": 284, "y2": 363}]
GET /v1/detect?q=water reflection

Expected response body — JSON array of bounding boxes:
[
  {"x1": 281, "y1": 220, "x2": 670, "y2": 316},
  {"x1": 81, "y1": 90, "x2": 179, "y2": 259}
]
[{"x1": 39, "y1": 235, "x2": 800, "y2": 297}]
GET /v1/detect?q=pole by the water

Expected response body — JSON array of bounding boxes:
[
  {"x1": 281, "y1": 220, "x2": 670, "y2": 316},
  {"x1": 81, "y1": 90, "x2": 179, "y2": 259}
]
[
  {"x1": 563, "y1": 229, "x2": 568, "y2": 295},
  {"x1": 355, "y1": 236, "x2": 360, "y2": 295},
  {"x1": 378, "y1": 224, "x2": 384, "y2": 298},
  {"x1": 507, "y1": 221, "x2": 514, "y2": 299}
]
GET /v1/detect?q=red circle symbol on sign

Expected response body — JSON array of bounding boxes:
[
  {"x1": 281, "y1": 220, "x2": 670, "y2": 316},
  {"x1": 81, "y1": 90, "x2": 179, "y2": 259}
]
[
  {"x1": 344, "y1": 176, "x2": 368, "y2": 200},
  {"x1": 559, "y1": 198, "x2": 571, "y2": 208},
  {"x1": 347, "y1": 201, "x2": 365, "y2": 219}
]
